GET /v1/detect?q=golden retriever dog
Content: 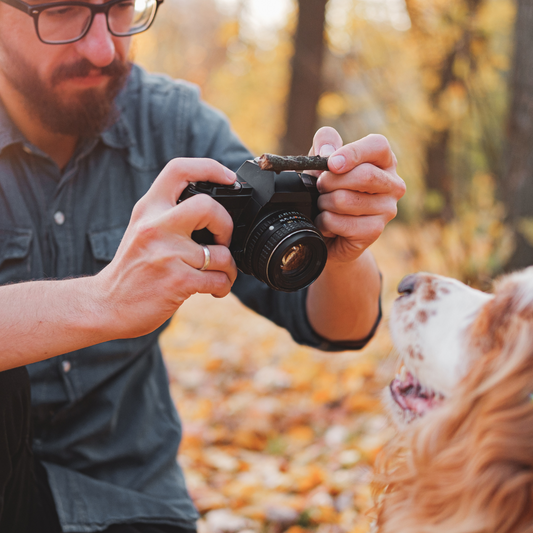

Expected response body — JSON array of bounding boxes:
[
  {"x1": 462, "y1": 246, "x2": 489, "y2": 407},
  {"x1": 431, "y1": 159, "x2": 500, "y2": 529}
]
[{"x1": 375, "y1": 268, "x2": 533, "y2": 533}]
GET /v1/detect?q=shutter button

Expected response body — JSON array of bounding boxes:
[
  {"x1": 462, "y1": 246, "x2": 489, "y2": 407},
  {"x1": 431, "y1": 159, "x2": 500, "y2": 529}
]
[
  {"x1": 62, "y1": 360, "x2": 71, "y2": 373},
  {"x1": 54, "y1": 211, "x2": 65, "y2": 225}
]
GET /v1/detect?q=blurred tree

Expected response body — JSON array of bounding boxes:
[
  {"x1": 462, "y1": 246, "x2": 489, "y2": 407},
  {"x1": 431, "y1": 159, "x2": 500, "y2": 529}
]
[
  {"x1": 503, "y1": 0, "x2": 533, "y2": 270},
  {"x1": 405, "y1": 0, "x2": 487, "y2": 220},
  {"x1": 133, "y1": 0, "x2": 294, "y2": 155},
  {"x1": 281, "y1": 0, "x2": 329, "y2": 155}
]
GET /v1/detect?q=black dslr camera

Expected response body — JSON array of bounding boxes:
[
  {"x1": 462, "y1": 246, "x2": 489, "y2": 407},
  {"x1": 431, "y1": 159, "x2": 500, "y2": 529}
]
[{"x1": 178, "y1": 160, "x2": 327, "y2": 292}]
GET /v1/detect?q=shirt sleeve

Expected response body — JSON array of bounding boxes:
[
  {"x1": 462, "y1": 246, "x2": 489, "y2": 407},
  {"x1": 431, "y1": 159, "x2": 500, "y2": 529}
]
[
  {"x1": 231, "y1": 272, "x2": 381, "y2": 352},
  {"x1": 186, "y1": 96, "x2": 253, "y2": 171}
]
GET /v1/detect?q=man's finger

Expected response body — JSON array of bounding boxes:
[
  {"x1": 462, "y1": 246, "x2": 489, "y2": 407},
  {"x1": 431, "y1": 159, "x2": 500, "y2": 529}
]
[
  {"x1": 187, "y1": 243, "x2": 238, "y2": 285},
  {"x1": 315, "y1": 211, "x2": 386, "y2": 243},
  {"x1": 317, "y1": 190, "x2": 398, "y2": 218},
  {"x1": 142, "y1": 158, "x2": 236, "y2": 209},
  {"x1": 163, "y1": 193, "x2": 234, "y2": 247},
  {"x1": 309, "y1": 126, "x2": 343, "y2": 158},
  {"x1": 317, "y1": 163, "x2": 404, "y2": 196},
  {"x1": 327, "y1": 134, "x2": 396, "y2": 174},
  {"x1": 187, "y1": 268, "x2": 237, "y2": 299}
]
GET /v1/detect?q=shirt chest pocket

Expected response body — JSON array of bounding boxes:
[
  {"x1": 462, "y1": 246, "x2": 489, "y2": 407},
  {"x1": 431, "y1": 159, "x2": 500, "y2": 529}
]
[
  {"x1": 87, "y1": 226, "x2": 127, "y2": 274},
  {"x1": 0, "y1": 228, "x2": 33, "y2": 285}
]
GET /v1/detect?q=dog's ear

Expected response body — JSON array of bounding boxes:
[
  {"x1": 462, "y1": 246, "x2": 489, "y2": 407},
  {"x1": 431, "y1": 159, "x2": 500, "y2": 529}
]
[{"x1": 374, "y1": 303, "x2": 533, "y2": 533}]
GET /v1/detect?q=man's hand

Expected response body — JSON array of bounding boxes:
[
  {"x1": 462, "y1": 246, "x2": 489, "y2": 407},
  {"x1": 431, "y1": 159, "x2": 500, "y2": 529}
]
[
  {"x1": 96, "y1": 158, "x2": 238, "y2": 339},
  {"x1": 306, "y1": 128, "x2": 405, "y2": 344},
  {"x1": 310, "y1": 128, "x2": 406, "y2": 263},
  {"x1": 0, "y1": 158, "x2": 239, "y2": 371}
]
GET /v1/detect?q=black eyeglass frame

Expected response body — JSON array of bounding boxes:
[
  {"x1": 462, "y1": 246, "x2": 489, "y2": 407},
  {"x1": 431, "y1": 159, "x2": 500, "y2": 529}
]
[{"x1": 0, "y1": 0, "x2": 164, "y2": 44}]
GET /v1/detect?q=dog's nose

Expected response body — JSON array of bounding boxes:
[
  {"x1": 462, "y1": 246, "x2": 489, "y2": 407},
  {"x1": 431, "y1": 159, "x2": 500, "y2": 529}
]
[{"x1": 398, "y1": 274, "x2": 419, "y2": 295}]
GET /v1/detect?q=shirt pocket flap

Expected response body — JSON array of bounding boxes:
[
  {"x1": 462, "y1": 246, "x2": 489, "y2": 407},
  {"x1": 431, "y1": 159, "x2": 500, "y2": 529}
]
[
  {"x1": 88, "y1": 226, "x2": 126, "y2": 262},
  {"x1": 0, "y1": 228, "x2": 32, "y2": 268}
]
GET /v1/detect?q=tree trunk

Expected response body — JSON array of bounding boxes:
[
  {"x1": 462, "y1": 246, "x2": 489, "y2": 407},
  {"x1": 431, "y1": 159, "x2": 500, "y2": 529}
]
[
  {"x1": 425, "y1": 129, "x2": 454, "y2": 220},
  {"x1": 504, "y1": 0, "x2": 533, "y2": 270},
  {"x1": 281, "y1": 0, "x2": 329, "y2": 155}
]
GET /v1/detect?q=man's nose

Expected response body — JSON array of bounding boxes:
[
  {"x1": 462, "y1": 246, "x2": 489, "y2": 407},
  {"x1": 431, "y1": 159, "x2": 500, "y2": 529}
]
[{"x1": 74, "y1": 13, "x2": 116, "y2": 67}]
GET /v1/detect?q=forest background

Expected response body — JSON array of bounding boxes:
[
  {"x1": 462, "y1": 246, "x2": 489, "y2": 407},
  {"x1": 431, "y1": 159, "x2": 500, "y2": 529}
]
[{"x1": 132, "y1": 1, "x2": 533, "y2": 532}]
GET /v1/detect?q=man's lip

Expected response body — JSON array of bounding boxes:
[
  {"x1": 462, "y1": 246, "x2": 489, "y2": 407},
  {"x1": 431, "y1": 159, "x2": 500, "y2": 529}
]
[{"x1": 61, "y1": 74, "x2": 109, "y2": 87}]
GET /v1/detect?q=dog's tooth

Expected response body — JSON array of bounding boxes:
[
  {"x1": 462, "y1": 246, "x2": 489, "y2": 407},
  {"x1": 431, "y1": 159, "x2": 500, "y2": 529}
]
[{"x1": 399, "y1": 366, "x2": 407, "y2": 381}]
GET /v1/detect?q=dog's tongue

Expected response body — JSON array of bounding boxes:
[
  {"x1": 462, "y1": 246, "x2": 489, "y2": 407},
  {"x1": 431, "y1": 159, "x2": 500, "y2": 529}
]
[{"x1": 390, "y1": 371, "x2": 442, "y2": 417}]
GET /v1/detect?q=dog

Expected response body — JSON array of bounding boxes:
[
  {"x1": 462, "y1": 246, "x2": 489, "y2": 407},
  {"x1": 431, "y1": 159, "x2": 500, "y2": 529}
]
[{"x1": 375, "y1": 268, "x2": 533, "y2": 533}]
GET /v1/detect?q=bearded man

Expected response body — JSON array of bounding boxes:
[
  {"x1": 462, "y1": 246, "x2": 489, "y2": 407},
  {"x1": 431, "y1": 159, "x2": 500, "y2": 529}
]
[{"x1": 0, "y1": 0, "x2": 405, "y2": 531}]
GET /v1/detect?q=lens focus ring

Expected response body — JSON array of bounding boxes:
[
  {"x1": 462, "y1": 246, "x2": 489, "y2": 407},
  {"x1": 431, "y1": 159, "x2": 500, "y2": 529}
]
[{"x1": 244, "y1": 211, "x2": 327, "y2": 292}]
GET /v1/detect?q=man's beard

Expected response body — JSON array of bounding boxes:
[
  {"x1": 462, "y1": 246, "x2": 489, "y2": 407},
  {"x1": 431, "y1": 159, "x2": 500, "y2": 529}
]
[{"x1": 0, "y1": 43, "x2": 131, "y2": 137}]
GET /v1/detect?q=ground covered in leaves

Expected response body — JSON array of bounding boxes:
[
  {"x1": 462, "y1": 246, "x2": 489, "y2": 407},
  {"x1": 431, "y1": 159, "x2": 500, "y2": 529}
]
[
  {"x1": 159, "y1": 236, "x2": 408, "y2": 533},
  {"x1": 161, "y1": 290, "x2": 394, "y2": 533},
  {"x1": 160, "y1": 221, "x2": 485, "y2": 533}
]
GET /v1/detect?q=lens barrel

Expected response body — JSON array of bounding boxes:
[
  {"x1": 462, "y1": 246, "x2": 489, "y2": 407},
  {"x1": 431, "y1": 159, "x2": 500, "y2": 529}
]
[{"x1": 244, "y1": 211, "x2": 327, "y2": 292}]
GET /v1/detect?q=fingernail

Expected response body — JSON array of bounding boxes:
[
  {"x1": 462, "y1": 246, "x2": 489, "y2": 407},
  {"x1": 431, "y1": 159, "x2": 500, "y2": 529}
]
[
  {"x1": 316, "y1": 176, "x2": 323, "y2": 192},
  {"x1": 224, "y1": 168, "x2": 236, "y2": 181},
  {"x1": 329, "y1": 154, "x2": 346, "y2": 171},
  {"x1": 320, "y1": 144, "x2": 336, "y2": 157}
]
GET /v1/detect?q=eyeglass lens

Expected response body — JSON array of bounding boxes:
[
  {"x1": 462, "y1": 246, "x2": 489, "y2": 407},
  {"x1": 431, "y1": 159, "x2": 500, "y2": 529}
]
[{"x1": 38, "y1": 0, "x2": 157, "y2": 43}]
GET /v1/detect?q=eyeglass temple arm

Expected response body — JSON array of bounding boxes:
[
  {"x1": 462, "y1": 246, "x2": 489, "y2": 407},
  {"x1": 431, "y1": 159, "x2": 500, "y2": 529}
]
[{"x1": 1, "y1": 0, "x2": 33, "y2": 14}]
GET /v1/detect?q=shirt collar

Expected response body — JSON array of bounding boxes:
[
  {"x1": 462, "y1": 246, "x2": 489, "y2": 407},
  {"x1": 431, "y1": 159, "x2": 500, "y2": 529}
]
[
  {"x1": 0, "y1": 97, "x2": 25, "y2": 154},
  {"x1": 99, "y1": 112, "x2": 136, "y2": 150}
]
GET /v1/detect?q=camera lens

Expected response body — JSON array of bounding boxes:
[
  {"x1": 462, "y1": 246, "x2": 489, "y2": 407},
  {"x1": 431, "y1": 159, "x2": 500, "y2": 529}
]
[
  {"x1": 244, "y1": 211, "x2": 327, "y2": 292},
  {"x1": 281, "y1": 244, "x2": 310, "y2": 273}
]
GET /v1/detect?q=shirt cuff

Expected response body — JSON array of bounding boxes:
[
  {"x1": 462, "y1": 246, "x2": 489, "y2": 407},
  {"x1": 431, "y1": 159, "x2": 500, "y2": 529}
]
[{"x1": 302, "y1": 288, "x2": 382, "y2": 352}]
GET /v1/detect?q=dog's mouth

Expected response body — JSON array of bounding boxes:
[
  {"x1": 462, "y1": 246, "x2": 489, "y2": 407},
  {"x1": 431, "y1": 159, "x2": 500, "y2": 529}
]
[{"x1": 389, "y1": 366, "x2": 444, "y2": 418}]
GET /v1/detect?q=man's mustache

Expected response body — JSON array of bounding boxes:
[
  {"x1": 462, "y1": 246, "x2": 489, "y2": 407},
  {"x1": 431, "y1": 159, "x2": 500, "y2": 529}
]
[{"x1": 51, "y1": 58, "x2": 131, "y2": 87}]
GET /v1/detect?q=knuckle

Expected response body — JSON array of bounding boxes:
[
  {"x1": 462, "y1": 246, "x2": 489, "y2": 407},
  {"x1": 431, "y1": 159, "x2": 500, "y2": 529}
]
[
  {"x1": 396, "y1": 176, "x2": 407, "y2": 197},
  {"x1": 130, "y1": 200, "x2": 147, "y2": 221},
  {"x1": 347, "y1": 143, "x2": 362, "y2": 164},
  {"x1": 338, "y1": 189, "x2": 363, "y2": 211},
  {"x1": 164, "y1": 157, "x2": 183, "y2": 175},
  {"x1": 135, "y1": 219, "x2": 160, "y2": 244},
  {"x1": 367, "y1": 222, "x2": 385, "y2": 243},
  {"x1": 327, "y1": 212, "x2": 351, "y2": 236},
  {"x1": 212, "y1": 273, "x2": 231, "y2": 296},
  {"x1": 385, "y1": 201, "x2": 398, "y2": 221},
  {"x1": 368, "y1": 133, "x2": 391, "y2": 152},
  {"x1": 361, "y1": 163, "x2": 377, "y2": 181},
  {"x1": 219, "y1": 247, "x2": 234, "y2": 269},
  {"x1": 191, "y1": 193, "x2": 216, "y2": 212}
]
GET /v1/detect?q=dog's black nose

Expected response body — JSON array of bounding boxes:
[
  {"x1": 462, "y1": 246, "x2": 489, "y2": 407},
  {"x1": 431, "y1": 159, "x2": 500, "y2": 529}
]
[{"x1": 398, "y1": 274, "x2": 418, "y2": 295}]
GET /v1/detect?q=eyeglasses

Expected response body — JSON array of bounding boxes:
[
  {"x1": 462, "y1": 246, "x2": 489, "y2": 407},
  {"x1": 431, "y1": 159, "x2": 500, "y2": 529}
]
[{"x1": 0, "y1": 0, "x2": 163, "y2": 44}]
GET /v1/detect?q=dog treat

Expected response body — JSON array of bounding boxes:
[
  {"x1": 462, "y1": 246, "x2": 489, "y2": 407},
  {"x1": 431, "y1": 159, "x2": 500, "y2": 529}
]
[{"x1": 256, "y1": 153, "x2": 329, "y2": 173}]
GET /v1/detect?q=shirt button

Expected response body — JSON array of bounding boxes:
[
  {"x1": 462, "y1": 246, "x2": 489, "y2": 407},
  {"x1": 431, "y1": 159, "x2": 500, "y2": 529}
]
[
  {"x1": 22, "y1": 145, "x2": 33, "y2": 155},
  {"x1": 54, "y1": 211, "x2": 65, "y2": 225},
  {"x1": 62, "y1": 360, "x2": 71, "y2": 373}
]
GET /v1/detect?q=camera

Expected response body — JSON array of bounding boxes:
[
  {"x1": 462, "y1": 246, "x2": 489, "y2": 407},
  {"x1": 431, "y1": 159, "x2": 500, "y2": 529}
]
[{"x1": 178, "y1": 160, "x2": 328, "y2": 292}]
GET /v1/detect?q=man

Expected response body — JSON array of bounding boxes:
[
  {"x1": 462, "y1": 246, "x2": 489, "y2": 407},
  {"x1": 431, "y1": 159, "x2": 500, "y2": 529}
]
[{"x1": 0, "y1": 0, "x2": 406, "y2": 531}]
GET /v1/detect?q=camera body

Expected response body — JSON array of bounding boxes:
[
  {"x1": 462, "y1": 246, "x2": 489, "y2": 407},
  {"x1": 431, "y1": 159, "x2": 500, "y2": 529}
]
[{"x1": 178, "y1": 160, "x2": 328, "y2": 292}]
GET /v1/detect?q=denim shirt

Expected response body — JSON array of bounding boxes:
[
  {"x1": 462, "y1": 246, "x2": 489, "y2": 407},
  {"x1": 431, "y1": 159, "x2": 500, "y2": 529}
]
[{"x1": 0, "y1": 65, "x2": 376, "y2": 533}]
